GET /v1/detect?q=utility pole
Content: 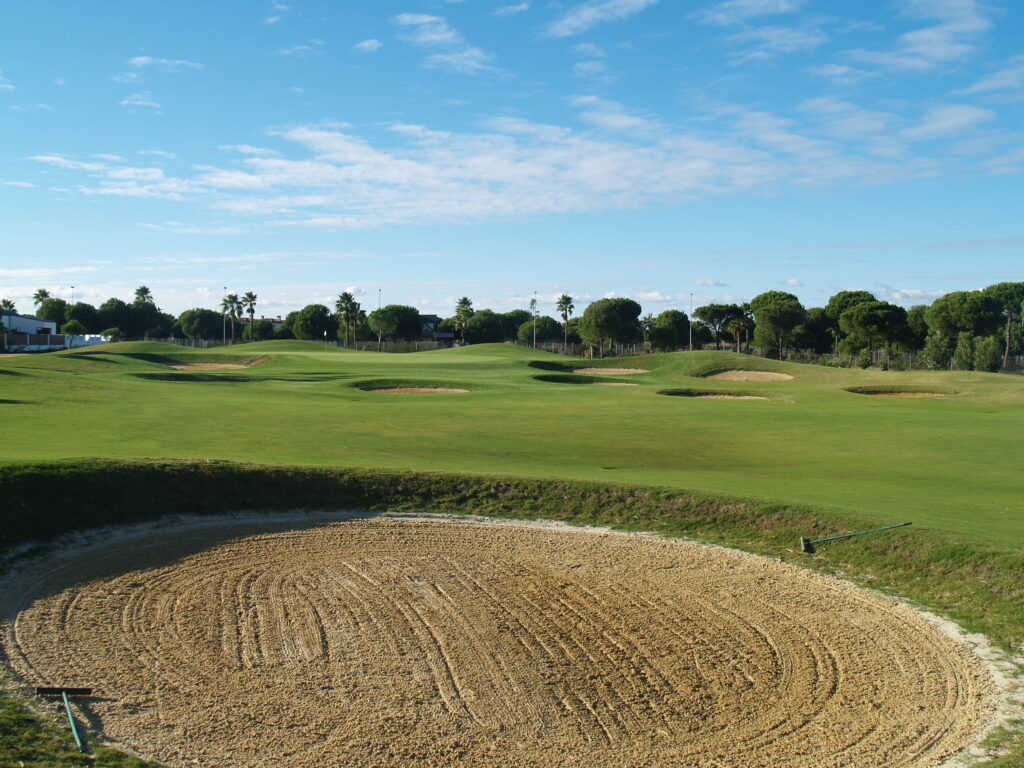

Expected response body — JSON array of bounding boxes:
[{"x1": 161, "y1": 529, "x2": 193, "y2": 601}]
[{"x1": 689, "y1": 293, "x2": 693, "y2": 351}]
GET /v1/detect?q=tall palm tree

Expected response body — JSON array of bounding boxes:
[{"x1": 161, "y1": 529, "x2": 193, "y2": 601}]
[
  {"x1": 1, "y1": 299, "x2": 15, "y2": 311},
  {"x1": 242, "y1": 292, "x2": 258, "y2": 339},
  {"x1": 334, "y1": 292, "x2": 361, "y2": 346},
  {"x1": 33, "y1": 289, "x2": 50, "y2": 309},
  {"x1": 134, "y1": 285, "x2": 154, "y2": 304},
  {"x1": 556, "y1": 294, "x2": 574, "y2": 348},
  {"x1": 221, "y1": 293, "x2": 242, "y2": 342}
]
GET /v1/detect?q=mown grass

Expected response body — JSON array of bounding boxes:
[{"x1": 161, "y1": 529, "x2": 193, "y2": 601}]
[{"x1": 1, "y1": 341, "x2": 1023, "y2": 765}]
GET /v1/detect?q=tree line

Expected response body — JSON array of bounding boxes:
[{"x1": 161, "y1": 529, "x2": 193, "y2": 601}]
[{"x1": 3, "y1": 281, "x2": 1021, "y2": 371}]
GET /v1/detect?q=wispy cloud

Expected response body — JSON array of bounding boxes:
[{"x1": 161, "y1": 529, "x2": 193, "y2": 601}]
[
  {"x1": 694, "y1": 278, "x2": 726, "y2": 286},
  {"x1": 275, "y1": 43, "x2": 322, "y2": 57},
  {"x1": 902, "y1": 104, "x2": 995, "y2": 141},
  {"x1": 128, "y1": 56, "x2": 203, "y2": 72},
  {"x1": 2, "y1": 180, "x2": 35, "y2": 188},
  {"x1": 392, "y1": 14, "x2": 494, "y2": 74},
  {"x1": 0, "y1": 68, "x2": 14, "y2": 91},
  {"x1": 809, "y1": 63, "x2": 873, "y2": 86},
  {"x1": 954, "y1": 55, "x2": 1024, "y2": 96},
  {"x1": 728, "y1": 24, "x2": 827, "y2": 63},
  {"x1": 784, "y1": 277, "x2": 801, "y2": 286},
  {"x1": 849, "y1": 0, "x2": 992, "y2": 73},
  {"x1": 545, "y1": 0, "x2": 658, "y2": 38},
  {"x1": 354, "y1": 38, "x2": 382, "y2": 53},
  {"x1": 700, "y1": 0, "x2": 804, "y2": 26},
  {"x1": 262, "y1": 15, "x2": 281, "y2": 24},
  {"x1": 494, "y1": 3, "x2": 529, "y2": 16},
  {"x1": 120, "y1": 92, "x2": 162, "y2": 112}
]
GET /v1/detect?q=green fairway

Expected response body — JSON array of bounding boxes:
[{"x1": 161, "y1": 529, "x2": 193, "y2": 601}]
[{"x1": 1, "y1": 341, "x2": 1021, "y2": 547}]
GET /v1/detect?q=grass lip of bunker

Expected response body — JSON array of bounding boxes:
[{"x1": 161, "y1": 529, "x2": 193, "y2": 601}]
[
  {"x1": 0, "y1": 513, "x2": 1001, "y2": 768},
  {"x1": 659, "y1": 387, "x2": 769, "y2": 400}
]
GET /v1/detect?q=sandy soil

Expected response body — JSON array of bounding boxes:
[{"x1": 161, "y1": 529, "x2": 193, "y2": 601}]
[
  {"x1": 367, "y1": 387, "x2": 468, "y2": 394},
  {"x1": 705, "y1": 370, "x2": 793, "y2": 382},
  {"x1": 170, "y1": 356, "x2": 271, "y2": 371},
  {"x1": 572, "y1": 368, "x2": 647, "y2": 375},
  {"x1": 0, "y1": 515, "x2": 999, "y2": 768}
]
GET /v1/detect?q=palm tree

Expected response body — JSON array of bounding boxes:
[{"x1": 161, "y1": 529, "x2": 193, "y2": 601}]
[
  {"x1": 454, "y1": 296, "x2": 473, "y2": 343},
  {"x1": 334, "y1": 292, "x2": 361, "y2": 346},
  {"x1": 33, "y1": 289, "x2": 50, "y2": 309},
  {"x1": 221, "y1": 293, "x2": 242, "y2": 342},
  {"x1": 1, "y1": 299, "x2": 15, "y2": 311},
  {"x1": 134, "y1": 285, "x2": 154, "y2": 304},
  {"x1": 556, "y1": 294, "x2": 574, "y2": 349},
  {"x1": 242, "y1": 292, "x2": 258, "y2": 339}
]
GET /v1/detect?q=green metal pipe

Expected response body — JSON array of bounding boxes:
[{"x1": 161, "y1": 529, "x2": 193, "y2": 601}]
[
  {"x1": 62, "y1": 690, "x2": 85, "y2": 753},
  {"x1": 801, "y1": 522, "x2": 911, "y2": 553}
]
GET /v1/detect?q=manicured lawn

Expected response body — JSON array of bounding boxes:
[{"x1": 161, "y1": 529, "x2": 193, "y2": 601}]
[{"x1": 1, "y1": 341, "x2": 1021, "y2": 547}]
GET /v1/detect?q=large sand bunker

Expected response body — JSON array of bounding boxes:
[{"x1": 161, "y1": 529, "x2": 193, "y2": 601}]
[
  {"x1": 1, "y1": 516, "x2": 996, "y2": 768},
  {"x1": 705, "y1": 370, "x2": 793, "y2": 382}
]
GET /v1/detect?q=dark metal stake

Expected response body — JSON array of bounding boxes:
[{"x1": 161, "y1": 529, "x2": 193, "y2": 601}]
[{"x1": 801, "y1": 522, "x2": 911, "y2": 554}]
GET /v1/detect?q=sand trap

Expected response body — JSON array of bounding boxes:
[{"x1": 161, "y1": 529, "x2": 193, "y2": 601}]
[
  {"x1": 368, "y1": 387, "x2": 468, "y2": 394},
  {"x1": 572, "y1": 368, "x2": 647, "y2": 375},
  {"x1": 849, "y1": 390, "x2": 945, "y2": 398},
  {"x1": 170, "y1": 356, "x2": 271, "y2": 371},
  {"x1": 592, "y1": 382, "x2": 638, "y2": 387},
  {"x1": 0, "y1": 514, "x2": 999, "y2": 768},
  {"x1": 694, "y1": 394, "x2": 767, "y2": 399},
  {"x1": 705, "y1": 370, "x2": 792, "y2": 382}
]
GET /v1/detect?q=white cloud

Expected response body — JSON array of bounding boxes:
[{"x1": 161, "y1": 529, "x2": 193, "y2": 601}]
[
  {"x1": 354, "y1": 38, "x2": 382, "y2": 52},
  {"x1": 219, "y1": 144, "x2": 279, "y2": 156},
  {"x1": 392, "y1": 14, "x2": 495, "y2": 74},
  {"x1": 636, "y1": 289, "x2": 672, "y2": 302},
  {"x1": 784, "y1": 277, "x2": 801, "y2": 286},
  {"x1": 113, "y1": 72, "x2": 144, "y2": 84},
  {"x1": 262, "y1": 15, "x2": 281, "y2": 24},
  {"x1": 573, "y1": 60, "x2": 607, "y2": 77},
  {"x1": 954, "y1": 55, "x2": 1024, "y2": 95},
  {"x1": 2, "y1": 180, "x2": 35, "y2": 188},
  {"x1": 700, "y1": 0, "x2": 804, "y2": 26},
  {"x1": 546, "y1": 0, "x2": 657, "y2": 38},
  {"x1": 808, "y1": 63, "x2": 873, "y2": 86},
  {"x1": 139, "y1": 149, "x2": 177, "y2": 158},
  {"x1": 120, "y1": 92, "x2": 162, "y2": 111},
  {"x1": 849, "y1": 0, "x2": 992, "y2": 73},
  {"x1": 571, "y1": 95, "x2": 661, "y2": 135},
  {"x1": 728, "y1": 25, "x2": 828, "y2": 63},
  {"x1": 903, "y1": 104, "x2": 995, "y2": 140},
  {"x1": 494, "y1": 3, "x2": 529, "y2": 16},
  {"x1": 694, "y1": 278, "x2": 726, "y2": 286},
  {"x1": 275, "y1": 44, "x2": 317, "y2": 57},
  {"x1": 128, "y1": 56, "x2": 202, "y2": 72},
  {"x1": 0, "y1": 68, "x2": 15, "y2": 91}
]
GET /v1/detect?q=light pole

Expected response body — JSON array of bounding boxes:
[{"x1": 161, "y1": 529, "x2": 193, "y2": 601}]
[
  {"x1": 70, "y1": 286, "x2": 75, "y2": 305},
  {"x1": 222, "y1": 286, "x2": 227, "y2": 345},
  {"x1": 378, "y1": 288, "x2": 382, "y2": 310},
  {"x1": 530, "y1": 291, "x2": 537, "y2": 349},
  {"x1": 689, "y1": 293, "x2": 693, "y2": 351}
]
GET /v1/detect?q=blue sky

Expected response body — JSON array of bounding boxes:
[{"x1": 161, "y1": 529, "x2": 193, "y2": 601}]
[{"x1": 1, "y1": 0, "x2": 1021, "y2": 319}]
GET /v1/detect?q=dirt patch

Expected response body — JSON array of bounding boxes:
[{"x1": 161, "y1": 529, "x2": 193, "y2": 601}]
[
  {"x1": 0, "y1": 515, "x2": 999, "y2": 768},
  {"x1": 367, "y1": 387, "x2": 468, "y2": 394},
  {"x1": 170, "y1": 355, "x2": 272, "y2": 371},
  {"x1": 572, "y1": 368, "x2": 647, "y2": 375},
  {"x1": 705, "y1": 370, "x2": 792, "y2": 382}
]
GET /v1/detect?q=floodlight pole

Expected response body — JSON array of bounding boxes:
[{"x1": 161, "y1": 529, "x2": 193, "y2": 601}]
[
  {"x1": 71, "y1": 285, "x2": 75, "y2": 305},
  {"x1": 689, "y1": 293, "x2": 693, "y2": 351},
  {"x1": 378, "y1": 288, "x2": 381, "y2": 310},
  {"x1": 532, "y1": 291, "x2": 537, "y2": 349},
  {"x1": 222, "y1": 286, "x2": 227, "y2": 345}
]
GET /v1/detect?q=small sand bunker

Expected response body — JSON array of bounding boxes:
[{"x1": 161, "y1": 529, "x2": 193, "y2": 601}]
[
  {"x1": 368, "y1": 387, "x2": 468, "y2": 394},
  {"x1": 171, "y1": 356, "x2": 271, "y2": 371},
  {"x1": 660, "y1": 388, "x2": 767, "y2": 400},
  {"x1": 592, "y1": 382, "x2": 638, "y2": 387},
  {"x1": 849, "y1": 390, "x2": 945, "y2": 398},
  {"x1": 706, "y1": 370, "x2": 792, "y2": 382},
  {"x1": 572, "y1": 368, "x2": 647, "y2": 375},
  {"x1": 697, "y1": 394, "x2": 766, "y2": 399}
]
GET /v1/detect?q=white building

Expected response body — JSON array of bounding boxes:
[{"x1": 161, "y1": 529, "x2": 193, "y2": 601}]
[{"x1": 1, "y1": 309, "x2": 57, "y2": 335}]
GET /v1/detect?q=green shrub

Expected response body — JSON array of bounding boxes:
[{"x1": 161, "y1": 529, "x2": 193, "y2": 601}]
[
  {"x1": 920, "y1": 334, "x2": 953, "y2": 370},
  {"x1": 953, "y1": 331, "x2": 974, "y2": 371},
  {"x1": 973, "y1": 335, "x2": 1001, "y2": 372}
]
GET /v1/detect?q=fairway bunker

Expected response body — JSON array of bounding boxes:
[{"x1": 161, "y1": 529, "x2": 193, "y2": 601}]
[
  {"x1": 703, "y1": 370, "x2": 793, "y2": 382},
  {"x1": 659, "y1": 387, "x2": 768, "y2": 400},
  {"x1": 845, "y1": 386, "x2": 948, "y2": 398},
  {"x1": 170, "y1": 355, "x2": 272, "y2": 371},
  {"x1": 367, "y1": 387, "x2": 468, "y2": 394},
  {"x1": 572, "y1": 367, "x2": 647, "y2": 375},
  {"x1": 0, "y1": 515, "x2": 998, "y2": 768}
]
